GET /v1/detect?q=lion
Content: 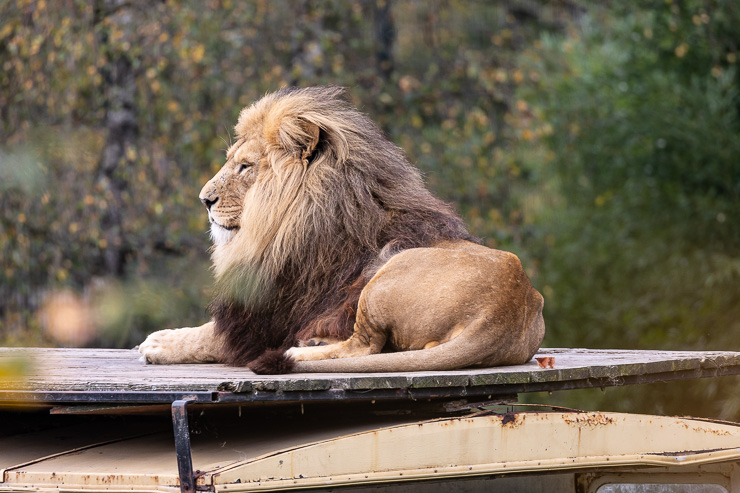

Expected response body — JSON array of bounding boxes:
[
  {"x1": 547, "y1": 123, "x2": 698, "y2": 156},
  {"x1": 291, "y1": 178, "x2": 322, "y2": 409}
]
[{"x1": 137, "y1": 86, "x2": 545, "y2": 373}]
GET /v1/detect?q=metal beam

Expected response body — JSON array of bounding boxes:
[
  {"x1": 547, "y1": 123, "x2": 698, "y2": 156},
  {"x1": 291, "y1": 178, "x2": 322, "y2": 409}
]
[{"x1": 171, "y1": 399, "x2": 196, "y2": 493}]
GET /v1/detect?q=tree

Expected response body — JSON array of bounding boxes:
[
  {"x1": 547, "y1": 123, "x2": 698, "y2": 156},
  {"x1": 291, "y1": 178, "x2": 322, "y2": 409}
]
[{"x1": 515, "y1": 0, "x2": 740, "y2": 419}]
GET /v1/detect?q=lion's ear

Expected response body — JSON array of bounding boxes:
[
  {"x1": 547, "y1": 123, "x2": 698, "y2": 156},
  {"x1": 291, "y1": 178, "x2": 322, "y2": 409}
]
[{"x1": 274, "y1": 117, "x2": 321, "y2": 165}]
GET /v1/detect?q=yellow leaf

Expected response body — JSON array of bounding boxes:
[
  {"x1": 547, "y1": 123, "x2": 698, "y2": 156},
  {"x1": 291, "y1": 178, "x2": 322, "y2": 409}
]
[
  {"x1": 0, "y1": 24, "x2": 13, "y2": 41},
  {"x1": 191, "y1": 44, "x2": 205, "y2": 63}
]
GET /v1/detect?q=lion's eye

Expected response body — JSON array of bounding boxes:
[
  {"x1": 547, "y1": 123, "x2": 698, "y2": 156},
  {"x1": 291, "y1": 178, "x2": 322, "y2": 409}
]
[{"x1": 238, "y1": 163, "x2": 251, "y2": 173}]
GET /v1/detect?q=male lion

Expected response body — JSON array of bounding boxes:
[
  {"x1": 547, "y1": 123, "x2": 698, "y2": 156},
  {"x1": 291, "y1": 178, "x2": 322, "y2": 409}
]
[{"x1": 138, "y1": 86, "x2": 545, "y2": 373}]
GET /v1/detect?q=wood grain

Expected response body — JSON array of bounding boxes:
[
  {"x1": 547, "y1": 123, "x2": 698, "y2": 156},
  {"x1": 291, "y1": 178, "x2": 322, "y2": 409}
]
[{"x1": 1, "y1": 347, "x2": 739, "y2": 403}]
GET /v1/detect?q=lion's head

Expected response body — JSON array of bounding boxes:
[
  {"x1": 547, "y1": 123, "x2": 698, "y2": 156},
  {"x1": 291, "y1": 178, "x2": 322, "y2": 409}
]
[{"x1": 202, "y1": 87, "x2": 473, "y2": 371}]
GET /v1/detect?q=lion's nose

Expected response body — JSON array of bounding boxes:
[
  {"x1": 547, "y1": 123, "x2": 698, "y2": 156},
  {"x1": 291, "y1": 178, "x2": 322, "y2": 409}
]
[{"x1": 200, "y1": 196, "x2": 218, "y2": 210}]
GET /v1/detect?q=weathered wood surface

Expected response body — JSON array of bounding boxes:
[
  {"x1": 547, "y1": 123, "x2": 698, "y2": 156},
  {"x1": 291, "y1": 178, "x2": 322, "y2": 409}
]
[{"x1": 1, "y1": 347, "x2": 739, "y2": 404}]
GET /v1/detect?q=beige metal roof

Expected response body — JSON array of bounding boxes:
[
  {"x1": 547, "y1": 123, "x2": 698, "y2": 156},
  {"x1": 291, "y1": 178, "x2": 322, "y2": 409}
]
[{"x1": 2, "y1": 412, "x2": 739, "y2": 492}]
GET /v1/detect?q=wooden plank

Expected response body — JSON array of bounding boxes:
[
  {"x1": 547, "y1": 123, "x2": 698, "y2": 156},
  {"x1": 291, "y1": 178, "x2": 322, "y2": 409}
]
[{"x1": 1, "y1": 347, "x2": 739, "y2": 405}]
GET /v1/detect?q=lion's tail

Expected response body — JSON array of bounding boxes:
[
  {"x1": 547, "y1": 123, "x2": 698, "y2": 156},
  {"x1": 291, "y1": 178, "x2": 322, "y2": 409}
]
[
  {"x1": 290, "y1": 330, "x2": 515, "y2": 374},
  {"x1": 248, "y1": 348, "x2": 296, "y2": 375},
  {"x1": 290, "y1": 337, "x2": 488, "y2": 373},
  {"x1": 250, "y1": 344, "x2": 479, "y2": 374}
]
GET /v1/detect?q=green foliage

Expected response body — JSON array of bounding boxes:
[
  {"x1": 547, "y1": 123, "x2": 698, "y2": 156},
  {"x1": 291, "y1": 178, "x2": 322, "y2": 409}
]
[{"x1": 515, "y1": 1, "x2": 740, "y2": 418}]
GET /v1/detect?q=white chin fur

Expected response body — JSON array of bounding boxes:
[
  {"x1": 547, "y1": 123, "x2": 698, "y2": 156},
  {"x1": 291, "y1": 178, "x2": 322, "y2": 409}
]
[{"x1": 210, "y1": 223, "x2": 237, "y2": 245}]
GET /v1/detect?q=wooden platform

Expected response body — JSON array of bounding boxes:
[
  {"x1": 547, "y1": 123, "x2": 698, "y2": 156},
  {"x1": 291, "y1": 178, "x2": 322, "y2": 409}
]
[{"x1": 2, "y1": 347, "x2": 739, "y2": 407}]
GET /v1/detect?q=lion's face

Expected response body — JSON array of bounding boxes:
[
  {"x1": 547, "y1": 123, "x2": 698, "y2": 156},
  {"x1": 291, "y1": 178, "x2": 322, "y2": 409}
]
[
  {"x1": 199, "y1": 136, "x2": 263, "y2": 245},
  {"x1": 199, "y1": 90, "x2": 325, "y2": 250}
]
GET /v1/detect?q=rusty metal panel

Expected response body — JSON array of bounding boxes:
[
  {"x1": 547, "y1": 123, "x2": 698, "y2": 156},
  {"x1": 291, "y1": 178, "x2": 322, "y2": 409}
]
[
  {"x1": 1, "y1": 415, "x2": 421, "y2": 492},
  {"x1": 1, "y1": 412, "x2": 739, "y2": 492},
  {"x1": 0, "y1": 423, "x2": 139, "y2": 472},
  {"x1": 4, "y1": 432, "x2": 181, "y2": 489},
  {"x1": 205, "y1": 412, "x2": 740, "y2": 491}
]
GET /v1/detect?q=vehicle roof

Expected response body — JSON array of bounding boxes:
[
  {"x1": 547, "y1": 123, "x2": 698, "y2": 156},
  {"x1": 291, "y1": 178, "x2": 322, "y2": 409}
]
[
  {"x1": 3, "y1": 347, "x2": 740, "y2": 491},
  {"x1": 2, "y1": 411, "x2": 740, "y2": 492}
]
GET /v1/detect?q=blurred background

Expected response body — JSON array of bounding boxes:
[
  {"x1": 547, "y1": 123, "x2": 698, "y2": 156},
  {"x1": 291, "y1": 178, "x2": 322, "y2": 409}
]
[{"x1": 1, "y1": 0, "x2": 738, "y2": 419}]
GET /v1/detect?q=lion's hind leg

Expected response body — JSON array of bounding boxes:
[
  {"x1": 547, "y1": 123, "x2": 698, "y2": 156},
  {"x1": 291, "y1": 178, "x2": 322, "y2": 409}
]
[
  {"x1": 285, "y1": 332, "x2": 381, "y2": 362},
  {"x1": 286, "y1": 303, "x2": 387, "y2": 362}
]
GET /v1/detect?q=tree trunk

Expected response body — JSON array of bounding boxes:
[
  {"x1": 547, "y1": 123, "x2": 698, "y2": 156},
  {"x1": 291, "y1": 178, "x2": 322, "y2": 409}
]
[
  {"x1": 94, "y1": 0, "x2": 138, "y2": 276},
  {"x1": 374, "y1": 0, "x2": 395, "y2": 80},
  {"x1": 289, "y1": 0, "x2": 324, "y2": 85}
]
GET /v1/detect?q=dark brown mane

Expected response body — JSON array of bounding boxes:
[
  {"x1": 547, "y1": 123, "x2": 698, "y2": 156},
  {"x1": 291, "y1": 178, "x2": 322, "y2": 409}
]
[{"x1": 209, "y1": 87, "x2": 474, "y2": 373}]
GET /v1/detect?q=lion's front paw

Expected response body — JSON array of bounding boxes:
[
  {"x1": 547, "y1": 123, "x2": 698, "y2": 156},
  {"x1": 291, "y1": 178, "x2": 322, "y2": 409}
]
[
  {"x1": 138, "y1": 328, "x2": 191, "y2": 364},
  {"x1": 138, "y1": 322, "x2": 221, "y2": 364}
]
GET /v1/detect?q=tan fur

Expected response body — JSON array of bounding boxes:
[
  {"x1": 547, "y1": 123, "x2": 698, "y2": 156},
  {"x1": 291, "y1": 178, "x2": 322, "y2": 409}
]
[
  {"x1": 138, "y1": 87, "x2": 545, "y2": 372},
  {"x1": 286, "y1": 241, "x2": 545, "y2": 372},
  {"x1": 138, "y1": 322, "x2": 221, "y2": 364}
]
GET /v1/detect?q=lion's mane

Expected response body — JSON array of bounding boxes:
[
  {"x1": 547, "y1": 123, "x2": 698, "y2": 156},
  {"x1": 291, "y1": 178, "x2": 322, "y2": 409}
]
[{"x1": 209, "y1": 87, "x2": 474, "y2": 373}]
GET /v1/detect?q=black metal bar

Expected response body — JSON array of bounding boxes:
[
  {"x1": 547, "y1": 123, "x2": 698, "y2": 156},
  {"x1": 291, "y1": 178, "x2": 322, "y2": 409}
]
[{"x1": 172, "y1": 399, "x2": 196, "y2": 493}]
